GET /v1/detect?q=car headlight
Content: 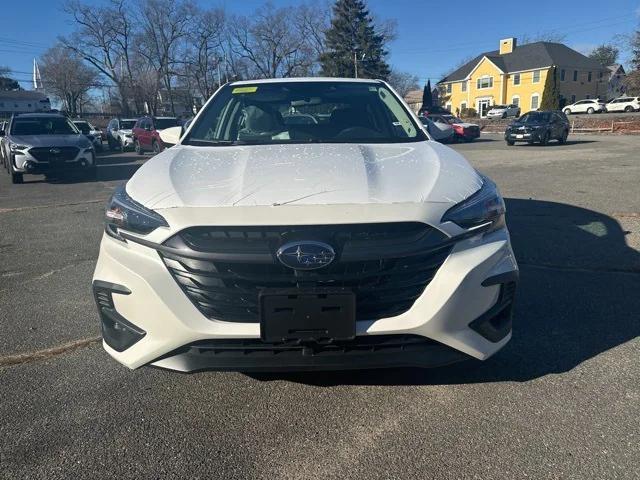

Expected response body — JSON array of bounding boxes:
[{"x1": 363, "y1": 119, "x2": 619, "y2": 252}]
[
  {"x1": 105, "y1": 185, "x2": 169, "y2": 241},
  {"x1": 10, "y1": 143, "x2": 28, "y2": 152},
  {"x1": 441, "y1": 176, "x2": 506, "y2": 233}
]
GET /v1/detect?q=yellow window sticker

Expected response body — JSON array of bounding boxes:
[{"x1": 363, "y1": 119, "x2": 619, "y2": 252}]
[{"x1": 232, "y1": 86, "x2": 258, "y2": 94}]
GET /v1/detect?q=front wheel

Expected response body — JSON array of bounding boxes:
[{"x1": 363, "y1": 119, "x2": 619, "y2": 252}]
[
  {"x1": 152, "y1": 140, "x2": 161, "y2": 154},
  {"x1": 135, "y1": 140, "x2": 144, "y2": 155},
  {"x1": 539, "y1": 131, "x2": 550, "y2": 146},
  {"x1": 587, "y1": 107, "x2": 595, "y2": 114},
  {"x1": 563, "y1": 109, "x2": 571, "y2": 115},
  {"x1": 558, "y1": 130, "x2": 568, "y2": 144},
  {"x1": 506, "y1": 139, "x2": 515, "y2": 146}
]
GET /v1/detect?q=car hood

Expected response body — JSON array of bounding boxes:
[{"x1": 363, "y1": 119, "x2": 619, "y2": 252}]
[
  {"x1": 127, "y1": 142, "x2": 482, "y2": 210},
  {"x1": 9, "y1": 134, "x2": 89, "y2": 147}
]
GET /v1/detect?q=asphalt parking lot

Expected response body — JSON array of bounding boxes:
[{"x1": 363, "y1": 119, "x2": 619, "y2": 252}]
[{"x1": 1, "y1": 136, "x2": 639, "y2": 479}]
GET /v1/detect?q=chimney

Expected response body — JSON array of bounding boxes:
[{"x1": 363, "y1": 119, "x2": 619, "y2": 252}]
[{"x1": 499, "y1": 38, "x2": 517, "y2": 55}]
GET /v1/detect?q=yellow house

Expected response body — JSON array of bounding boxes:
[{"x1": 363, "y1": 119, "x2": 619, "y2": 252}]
[{"x1": 438, "y1": 38, "x2": 610, "y2": 117}]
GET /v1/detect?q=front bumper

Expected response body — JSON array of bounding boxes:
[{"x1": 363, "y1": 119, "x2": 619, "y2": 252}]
[
  {"x1": 93, "y1": 224, "x2": 518, "y2": 372},
  {"x1": 505, "y1": 130, "x2": 544, "y2": 142},
  {"x1": 12, "y1": 148, "x2": 95, "y2": 173}
]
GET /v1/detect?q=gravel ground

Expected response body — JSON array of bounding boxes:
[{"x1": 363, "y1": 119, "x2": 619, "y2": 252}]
[{"x1": 0, "y1": 136, "x2": 638, "y2": 479}]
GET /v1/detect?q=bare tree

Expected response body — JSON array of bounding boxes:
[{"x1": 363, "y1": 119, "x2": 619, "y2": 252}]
[
  {"x1": 228, "y1": 2, "x2": 321, "y2": 78},
  {"x1": 519, "y1": 31, "x2": 567, "y2": 44},
  {"x1": 137, "y1": 0, "x2": 196, "y2": 115},
  {"x1": 387, "y1": 70, "x2": 420, "y2": 97},
  {"x1": 62, "y1": 0, "x2": 137, "y2": 114},
  {"x1": 40, "y1": 43, "x2": 99, "y2": 116},
  {"x1": 180, "y1": 7, "x2": 226, "y2": 100}
]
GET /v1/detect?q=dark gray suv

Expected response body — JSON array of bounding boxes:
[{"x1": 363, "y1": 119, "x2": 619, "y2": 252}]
[{"x1": 0, "y1": 113, "x2": 96, "y2": 184}]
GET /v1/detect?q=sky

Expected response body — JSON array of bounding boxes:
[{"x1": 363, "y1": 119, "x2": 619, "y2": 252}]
[{"x1": 1, "y1": 0, "x2": 639, "y2": 90}]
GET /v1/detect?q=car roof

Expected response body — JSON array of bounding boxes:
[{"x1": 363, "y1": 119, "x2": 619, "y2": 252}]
[{"x1": 229, "y1": 77, "x2": 383, "y2": 86}]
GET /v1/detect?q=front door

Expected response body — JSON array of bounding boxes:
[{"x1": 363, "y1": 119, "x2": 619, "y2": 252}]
[{"x1": 477, "y1": 99, "x2": 491, "y2": 118}]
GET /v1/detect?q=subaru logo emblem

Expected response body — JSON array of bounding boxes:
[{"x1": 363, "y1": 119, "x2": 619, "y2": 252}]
[
  {"x1": 49, "y1": 148, "x2": 61, "y2": 155},
  {"x1": 276, "y1": 241, "x2": 335, "y2": 270}
]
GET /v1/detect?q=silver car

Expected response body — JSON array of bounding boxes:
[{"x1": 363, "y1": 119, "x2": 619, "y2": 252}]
[
  {"x1": 1, "y1": 113, "x2": 96, "y2": 184},
  {"x1": 73, "y1": 120, "x2": 103, "y2": 151},
  {"x1": 106, "y1": 118, "x2": 137, "y2": 151}
]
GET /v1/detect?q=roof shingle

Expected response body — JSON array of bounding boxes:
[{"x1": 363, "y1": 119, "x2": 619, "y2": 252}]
[{"x1": 440, "y1": 42, "x2": 606, "y2": 83}]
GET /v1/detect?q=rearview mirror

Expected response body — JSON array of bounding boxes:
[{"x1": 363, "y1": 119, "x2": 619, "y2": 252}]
[{"x1": 159, "y1": 126, "x2": 182, "y2": 147}]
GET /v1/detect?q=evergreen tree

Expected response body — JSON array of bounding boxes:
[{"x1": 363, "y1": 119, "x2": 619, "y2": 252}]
[
  {"x1": 421, "y1": 80, "x2": 433, "y2": 110},
  {"x1": 320, "y1": 0, "x2": 390, "y2": 80},
  {"x1": 540, "y1": 67, "x2": 560, "y2": 110}
]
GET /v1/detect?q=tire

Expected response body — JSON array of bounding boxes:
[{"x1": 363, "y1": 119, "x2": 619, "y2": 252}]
[
  {"x1": 152, "y1": 140, "x2": 161, "y2": 154},
  {"x1": 625, "y1": 106, "x2": 634, "y2": 113},
  {"x1": 563, "y1": 109, "x2": 571, "y2": 115},
  {"x1": 506, "y1": 140, "x2": 515, "y2": 146},
  {"x1": 502, "y1": 113, "x2": 507, "y2": 119},
  {"x1": 539, "y1": 131, "x2": 549, "y2": 146},
  {"x1": 135, "y1": 140, "x2": 144, "y2": 155},
  {"x1": 119, "y1": 138, "x2": 126, "y2": 151},
  {"x1": 587, "y1": 107, "x2": 595, "y2": 114},
  {"x1": 558, "y1": 130, "x2": 568, "y2": 144}
]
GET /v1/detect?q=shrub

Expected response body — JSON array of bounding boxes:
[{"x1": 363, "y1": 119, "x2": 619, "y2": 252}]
[{"x1": 461, "y1": 107, "x2": 477, "y2": 118}]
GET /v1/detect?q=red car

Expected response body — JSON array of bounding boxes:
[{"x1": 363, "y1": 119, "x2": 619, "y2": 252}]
[
  {"x1": 426, "y1": 114, "x2": 480, "y2": 142},
  {"x1": 132, "y1": 116, "x2": 179, "y2": 154}
]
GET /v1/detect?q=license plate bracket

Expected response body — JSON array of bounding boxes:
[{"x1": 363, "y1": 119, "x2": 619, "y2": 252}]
[{"x1": 259, "y1": 289, "x2": 356, "y2": 343}]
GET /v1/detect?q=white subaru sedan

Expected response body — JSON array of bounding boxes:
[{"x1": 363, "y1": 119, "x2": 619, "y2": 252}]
[{"x1": 93, "y1": 78, "x2": 518, "y2": 372}]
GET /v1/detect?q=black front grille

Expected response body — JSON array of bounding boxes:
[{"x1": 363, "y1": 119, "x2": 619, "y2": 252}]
[
  {"x1": 160, "y1": 223, "x2": 453, "y2": 323},
  {"x1": 184, "y1": 334, "x2": 439, "y2": 357},
  {"x1": 29, "y1": 146, "x2": 79, "y2": 162}
]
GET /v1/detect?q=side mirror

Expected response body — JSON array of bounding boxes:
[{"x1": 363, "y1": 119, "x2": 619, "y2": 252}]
[{"x1": 159, "y1": 126, "x2": 182, "y2": 147}]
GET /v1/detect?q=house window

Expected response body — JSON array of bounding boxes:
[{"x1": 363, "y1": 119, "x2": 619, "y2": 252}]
[
  {"x1": 532, "y1": 70, "x2": 541, "y2": 83},
  {"x1": 446, "y1": 84, "x2": 452, "y2": 94},
  {"x1": 460, "y1": 102, "x2": 467, "y2": 111},
  {"x1": 571, "y1": 95, "x2": 576, "y2": 103},
  {"x1": 531, "y1": 94, "x2": 540, "y2": 110},
  {"x1": 588, "y1": 72, "x2": 592, "y2": 82},
  {"x1": 560, "y1": 69, "x2": 566, "y2": 81},
  {"x1": 586, "y1": 95, "x2": 590, "y2": 99},
  {"x1": 461, "y1": 81, "x2": 467, "y2": 92},
  {"x1": 512, "y1": 96, "x2": 520, "y2": 106},
  {"x1": 476, "y1": 76, "x2": 493, "y2": 89},
  {"x1": 599, "y1": 71, "x2": 604, "y2": 80},
  {"x1": 513, "y1": 73, "x2": 521, "y2": 85},
  {"x1": 573, "y1": 70, "x2": 578, "y2": 81}
]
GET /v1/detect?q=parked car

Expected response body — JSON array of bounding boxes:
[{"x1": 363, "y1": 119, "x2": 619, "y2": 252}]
[
  {"x1": 486, "y1": 104, "x2": 520, "y2": 119},
  {"x1": 73, "y1": 120, "x2": 103, "y2": 151},
  {"x1": 0, "y1": 121, "x2": 7, "y2": 167},
  {"x1": 562, "y1": 99, "x2": 607, "y2": 115},
  {"x1": 419, "y1": 105, "x2": 451, "y2": 116},
  {"x1": 132, "y1": 116, "x2": 178, "y2": 154},
  {"x1": 418, "y1": 115, "x2": 454, "y2": 143},
  {"x1": 504, "y1": 110, "x2": 570, "y2": 146},
  {"x1": 606, "y1": 96, "x2": 640, "y2": 113},
  {"x1": 427, "y1": 114, "x2": 480, "y2": 142},
  {"x1": 93, "y1": 78, "x2": 517, "y2": 372},
  {"x1": 1, "y1": 113, "x2": 96, "y2": 183},
  {"x1": 106, "y1": 118, "x2": 137, "y2": 151}
]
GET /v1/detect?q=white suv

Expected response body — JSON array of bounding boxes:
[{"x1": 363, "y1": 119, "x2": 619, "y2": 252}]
[
  {"x1": 106, "y1": 118, "x2": 137, "y2": 151},
  {"x1": 93, "y1": 78, "x2": 518, "y2": 372},
  {"x1": 606, "y1": 96, "x2": 640, "y2": 113},
  {"x1": 563, "y1": 99, "x2": 607, "y2": 115}
]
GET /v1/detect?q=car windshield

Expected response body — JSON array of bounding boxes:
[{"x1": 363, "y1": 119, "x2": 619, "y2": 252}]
[
  {"x1": 155, "y1": 118, "x2": 178, "y2": 129},
  {"x1": 184, "y1": 81, "x2": 426, "y2": 146},
  {"x1": 11, "y1": 116, "x2": 79, "y2": 135},
  {"x1": 73, "y1": 121, "x2": 91, "y2": 134},
  {"x1": 519, "y1": 112, "x2": 551, "y2": 123},
  {"x1": 120, "y1": 120, "x2": 136, "y2": 129}
]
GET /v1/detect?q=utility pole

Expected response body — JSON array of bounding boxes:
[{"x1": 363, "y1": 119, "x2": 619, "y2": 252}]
[{"x1": 353, "y1": 50, "x2": 358, "y2": 78}]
